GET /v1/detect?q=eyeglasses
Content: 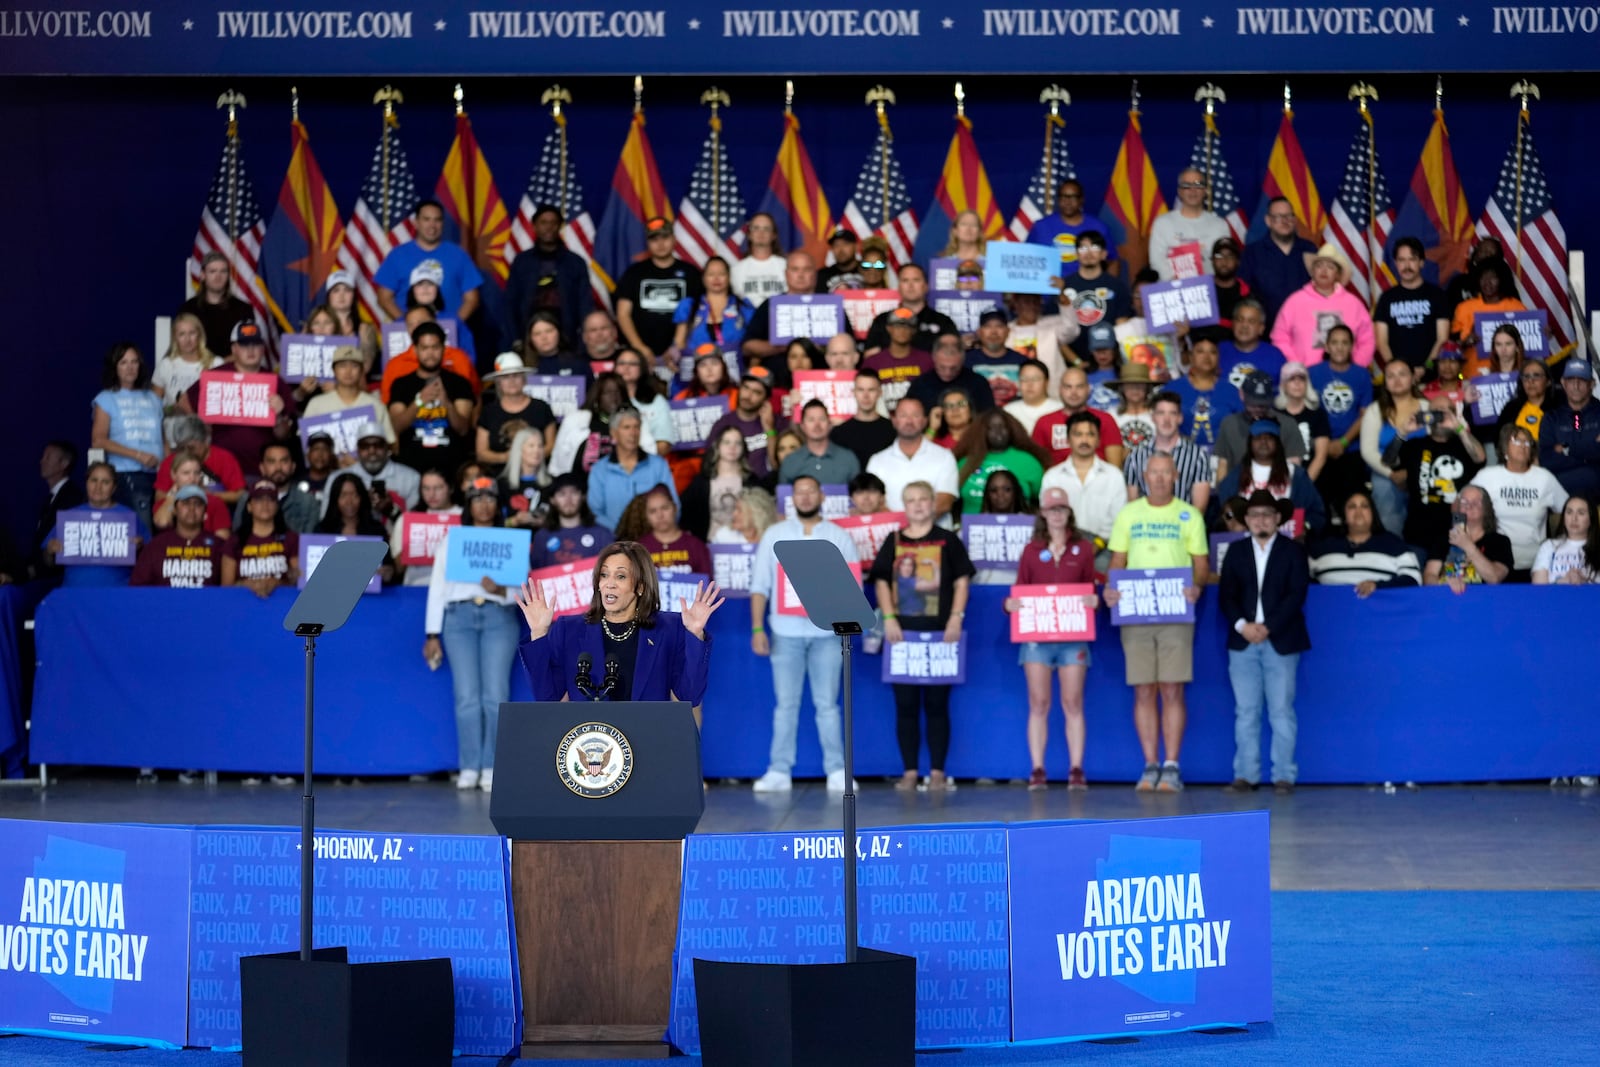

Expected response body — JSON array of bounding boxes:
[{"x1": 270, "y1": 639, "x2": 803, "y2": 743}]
[
  {"x1": 860, "y1": 260, "x2": 887, "y2": 270},
  {"x1": 1177, "y1": 181, "x2": 1207, "y2": 191},
  {"x1": 942, "y1": 399, "x2": 970, "y2": 409},
  {"x1": 1266, "y1": 212, "x2": 1295, "y2": 221},
  {"x1": 1521, "y1": 371, "x2": 1545, "y2": 380}
]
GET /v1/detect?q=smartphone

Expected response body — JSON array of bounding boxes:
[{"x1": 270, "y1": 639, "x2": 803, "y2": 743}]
[
  {"x1": 1452, "y1": 512, "x2": 1467, "y2": 531},
  {"x1": 372, "y1": 478, "x2": 387, "y2": 498}
]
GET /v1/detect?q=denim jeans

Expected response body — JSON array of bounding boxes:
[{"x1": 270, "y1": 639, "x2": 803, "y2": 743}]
[
  {"x1": 767, "y1": 633, "x2": 845, "y2": 775},
  {"x1": 1369, "y1": 473, "x2": 1408, "y2": 538},
  {"x1": 441, "y1": 600, "x2": 519, "y2": 773},
  {"x1": 116, "y1": 471, "x2": 156, "y2": 534},
  {"x1": 1227, "y1": 642, "x2": 1300, "y2": 785}
]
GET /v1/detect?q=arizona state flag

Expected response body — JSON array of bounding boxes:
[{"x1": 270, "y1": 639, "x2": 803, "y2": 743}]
[
  {"x1": 436, "y1": 109, "x2": 512, "y2": 286},
  {"x1": 260, "y1": 118, "x2": 345, "y2": 333},
  {"x1": 910, "y1": 115, "x2": 1006, "y2": 265},
  {"x1": 1386, "y1": 108, "x2": 1475, "y2": 285},
  {"x1": 1247, "y1": 109, "x2": 1326, "y2": 241},
  {"x1": 1097, "y1": 109, "x2": 1167, "y2": 279},
  {"x1": 757, "y1": 112, "x2": 833, "y2": 267},
  {"x1": 593, "y1": 111, "x2": 673, "y2": 291}
]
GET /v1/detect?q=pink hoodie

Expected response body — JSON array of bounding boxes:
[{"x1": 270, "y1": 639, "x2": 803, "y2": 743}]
[{"x1": 1270, "y1": 282, "x2": 1375, "y2": 367}]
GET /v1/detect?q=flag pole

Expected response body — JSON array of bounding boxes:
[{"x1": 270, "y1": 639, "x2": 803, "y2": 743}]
[
  {"x1": 634, "y1": 74, "x2": 644, "y2": 117},
  {"x1": 700, "y1": 87, "x2": 730, "y2": 246},
  {"x1": 541, "y1": 85, "x2": 573, "y2": 222},
  {"x1": 1509, "y1": 79, "x2": 1540, "y2": 291},
  {"x1": 215, "y1": 90, "x2": 247, "y2": 298},
  {"x1": 1195, "y1": 83, "x2": 1225, "y2": 214},
  {"x1": 373, "y1": 86, "x2": 403, "y2": 234},
  {"x1": 866, "y1": 85, "x2": 897, "y2": 228},
  {"x1": 1349, "y1": 82, "x2": 1380, "y2": 309},
  {"x1": 1040, "y1": 85, "x2": 1070, "y2": 211},
  {"x1": 954, "y1": 80, "x2": 965, "y2": 120}
]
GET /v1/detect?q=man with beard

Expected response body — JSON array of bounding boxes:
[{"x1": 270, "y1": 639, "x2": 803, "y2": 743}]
[
  {"x1": 352, "y1": 422, "x2": 422, "y2": 522},
  {"x1": 236, "y1": 442, "x2": 319, "y2": 532},
  {"x1": 505, "y1": 202, "x2": 593, "y2": 342},
  {"x1": 529, "y1": 473, "x2": 615, "y2": 570},
  {"x1": 388, "y1": 322, "x2": 475, "y2": 482}
]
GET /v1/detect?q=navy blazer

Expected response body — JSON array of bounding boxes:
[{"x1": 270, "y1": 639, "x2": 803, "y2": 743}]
[
  {"x1": 1218, "y1": 534, "x2": 1312, "y2": 655},
  {"x1": 518, "y1": 611, "x2": 713, "y2": 704}
]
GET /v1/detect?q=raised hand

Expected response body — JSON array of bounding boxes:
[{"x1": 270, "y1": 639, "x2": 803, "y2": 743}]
[
  {"x1": 514, "y1": 576, "x2": 555, "y2": 639},
  {"x1": 679, "y1": 580, "x2": 725, "y2": 640}
]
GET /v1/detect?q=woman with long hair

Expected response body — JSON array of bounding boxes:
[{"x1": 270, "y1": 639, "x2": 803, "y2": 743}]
[
  {"x1": 549, "y1": 371, "x2": 658, "y2": 476},
  {"x1": 1003, "y1": 487, "x2": 1098, "y2": 789},
  {"x1": 929, "y1": 386, "x2": 975, "y2": 450},
  {"x1": 223, "y1": 483, "x2": 298, "y2": 595},
  {"x1": 681, "y1": 425, "x2": 761, "y2": 541},
  {"x1": 940, "y1": 210, "x2": 987, "y2": 262},
  {"x1": 971, "y1": 468, "x2": 1034, "y2": 585},
  {"x1": 712, "y1": 486, "x2": 780, "y2": 545},
  {"x1": 1359, "y1": 358, "x2": 1429, "y2": 534},
  {"x1": 1533, "y1": 496, "x2": 1600, "y2": 584},
  {"x1": 153, "y1": 312, "x2": 218, "y2": 444},
  {"x1": 515, "y1": 541, "x2": 724, "y2": 705},
  {"x1": 613, "y1": 347, "x2": 675, "y2": 455},
  {"x1": 392, "y1": 468, "x2": 461, "y2": 587},
  {"x1": 770, "y1": 337, "x2": 824, "y2": 424},
  {"x1": 322, "y1": 270, "x2": 382, "y2": 374},
  {"x1": 1495, "y1": 356, "x2": 1554, "y2": 444},
  {"x1": 634, "y1": 483, "x2": 712, "y2": 575},
  {"x1": 502, "y1": 428, "x2": 552, "y2": 528},
  {"x1": 424, "y1": 478, "x2": 523, "y2": 792},
  {"x1": 520, "y1": 310, "x2": 588, "y2": 379},
  {"x1": 92, "y1": 341, "x2": 164, "y2": 530},
  {"x1": 1276, "y1": 362, "x2": 1330, "y2": 484},
  {"x1": 43, "y1": 461, "x2": 148, "y2": 587},
  {"x1": 672, "y1": 255, "x2": 755, "y2": 369},
  {"x1": 316, "y1": 472, "x2": 388, "y2": 538}
]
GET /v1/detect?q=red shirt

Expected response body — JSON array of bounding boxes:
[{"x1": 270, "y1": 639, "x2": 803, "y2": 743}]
[
  {"x1": 1015, "y1": 537, "x2": 1098, "y2": 586},
  {"x1": 1031, "y1": 407, "x2": 1122, "y2": 466},
  {"x1": 155, "y1": 446, "x2": 245, "y2": 494},
  {"x1": 640, "y1": 531, "x2": 712, "y2": 576}
]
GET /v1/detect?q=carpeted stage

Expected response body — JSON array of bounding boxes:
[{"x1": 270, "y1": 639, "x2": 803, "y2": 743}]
[{"x1": 2, "y1": 776, "x2": 1597, "y2": 1064}]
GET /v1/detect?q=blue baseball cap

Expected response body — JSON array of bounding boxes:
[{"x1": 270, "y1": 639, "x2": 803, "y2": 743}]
[
  {"x1": 1249, "y1": 418, "x2": 1281, "y2": 437},
  {"x1": 1562, "y1": 357, "x2": 1593, "y2": 381},
  {"x1": 173, "y1": 484, "x2": 208, "y2": 504},
  {"x1": 1087, "y1": 323, "x2": 1116, "y2": 349}
]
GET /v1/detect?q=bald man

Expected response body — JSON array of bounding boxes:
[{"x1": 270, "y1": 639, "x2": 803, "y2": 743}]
[{"x1": 741, "y1": 251, "x2": 821, "y2": 364}]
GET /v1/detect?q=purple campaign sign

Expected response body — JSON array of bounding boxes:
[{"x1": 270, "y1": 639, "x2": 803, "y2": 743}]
[
  {"x1": 959, "y1": 513, "x2": 1032, "y2": 568},
  {"x1": 1473, "y1": 309, "x2": 1548, "y2": 359},
  {"x1": 381, "y1": 317, "x2": 457, "y2": 363},
  {"x1": 669, "y1": 395, "x2": 731, "y2": 450},
  {"x1": 775, "y1": 483, "x2": 850, "y2": 520},
  {"x1": 298, "y1": 533, "x2": 383, "y2": 594},
  {"x1": 1142, "y1": 276, "x2": 1220, "y2": 334},
  {"x1": 1209, "y1": 532, "x2": 1247, "y2": 575},
  {"x1": 932, "y1": 291, "x2": 1002, "y2": 334},
  {"x1": 1008, "y1": 812, "x2": 1272, "y2": 1041},
  {"x1": 1470, "y1": 371, "x2": 1521, "y2": 424},
  {"x1": 278, "y1": 333, "x2": 358, "y2": 383},
  {"x1": 523, "y1": 374, "x2": 587, "y2": 419},
  {"x1": 929, "y1": 256, "x2": 983, "y2": 292},
  {"x1": 709, "y1": 543, "x2": 756, "y2": 598},
  {"x1": 658, "y1": 572, "x2": 710, "y2": 612},
  {"x1": 298, "y1": 408, "x2": 373, "y2": 458},
  {"x1": 769, "y1": 294, "x2": 846, "y2": 344},
  {"x1": 882, "y1": 631, "x2": 966, "y2": 685},
  {"x1": 54, "y1": 508, "x2": 138, "y2": 565},
  {"x1": 1109, "y1": 568, "x2": 1195, "y2": 625}
]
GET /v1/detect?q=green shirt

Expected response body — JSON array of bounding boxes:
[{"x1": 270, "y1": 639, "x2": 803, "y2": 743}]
[
  {"x1": 960, "y1": 448, "x2": 1045, "y2": 515},
  {"x1": 1107, "y1": 496, "x2": 1207, "y2": 570}
]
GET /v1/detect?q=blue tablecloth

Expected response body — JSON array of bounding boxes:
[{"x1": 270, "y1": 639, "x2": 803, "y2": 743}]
[
  {"x1": 28, "y1": 584, "x2": 1600, "y2": 782},
  {"x1": 0, "y1": 584, "x2": 34, "y2": 776}
]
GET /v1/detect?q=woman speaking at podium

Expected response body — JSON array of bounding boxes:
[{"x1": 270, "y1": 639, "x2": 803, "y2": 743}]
[{"x1": 516, "y1": 540, "x2": 723, "y2": 704}]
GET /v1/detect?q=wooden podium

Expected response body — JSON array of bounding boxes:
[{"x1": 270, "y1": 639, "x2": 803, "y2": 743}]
[{"x1": 491, "y1": 701, "x2": 705, "y2": 1060}]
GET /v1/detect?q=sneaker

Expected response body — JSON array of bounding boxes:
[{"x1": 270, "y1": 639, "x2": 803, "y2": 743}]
[
  {"x1": 241, "y1": 776, "x2": 263, "y2": 786},
  {"x1": 270, "y1": 775, "x2": 296, "y2": 786},
  {"x1": 1028, "y1": 767, "x2": 1048, "y2": 791},
  {"x1": 456, "y1": 769, "x2": 480, "y2": 790},
  {"x1": 177, "y1": 769, "x2": 201, "y2": 785},
  {"x1": 136, "y1": 769, "x2": 158, "y2": 785},
  {"x1": 752, "y1": 771, "x2": 793, "y2": 793},
  {"x1": 1579, "y1": 776, "x2": 1599, "y2": 787},
  {"x1": 1135, "y1": 764, "x2": 1161, "y2": 792},
  {"x1": 1273, "y1": 781, "x2": 1294, "y2": 795},
  {"x1": 826, "y1": 770, "x2": 857, "y2": 792},
  {"x1": 479, "y1": 769, "x2": 494, "y2": 793},
  {"x1": 1156, "y1": 762, "x2": 1184, "y2": 792},
  {"x1": 1224, "y1": 778, "x2": 1257, "y2": 793},
  {"x1": 1067, "y1": 767, "x2": 1088, "y2": 791}
]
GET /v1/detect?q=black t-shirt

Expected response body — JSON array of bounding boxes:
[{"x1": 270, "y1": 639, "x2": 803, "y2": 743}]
[
  {"x1": 477, "y1": 395, "x2": 556, "y2": 470},
  {"x1": 1374, "y1": 282, "x2": 1448, "y2": 369},
  {"x1": 178, "y1": 294, "x2": 255, "y2": 358},
  {"x1": 1399, "y1": 433, "x2": 1481, "y2": 556},
  {"x1": 615, "y1": 259, "x2": 703, "y2": 356},
  {"x1": 817, "y1": 264, "x2": 865, "y2": 293},
  {"x1": 1061, "y1": 272, "x2": 1134, "y2": 362},
  {"x1": 868, "y1": 527, "x2": 976, "y2": 631},
  {"x1": 389, "y1": 369, "x2": 476, "y2": 477},
  {"x1": 1285, "y1": 405, "x2": 1332, "y2": 459},
  {"x1": 864, "y1": 306, "x2": 960, "y2": 352},
  {"x1": 831, "y1": 416, "x2": 898, "y2": 470},
  {"x1": 601, "y1": 622, "x2": 641, "y2": 699}
]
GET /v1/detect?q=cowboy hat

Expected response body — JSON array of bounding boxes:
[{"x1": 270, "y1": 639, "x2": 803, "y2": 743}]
[{"x1": 1302, "y1": 242, "x2": 1353, "y2": 287}]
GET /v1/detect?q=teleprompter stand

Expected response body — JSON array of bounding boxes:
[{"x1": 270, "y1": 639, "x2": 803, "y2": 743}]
[
  {"x1": 693, "y1": 538, "x2": 915, "y2": 1067},
  {"x1": 240, "y1": 539, "x2": 453, "y2": 1066}
]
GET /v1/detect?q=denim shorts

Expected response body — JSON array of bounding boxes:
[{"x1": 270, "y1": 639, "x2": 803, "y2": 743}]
[{"x1": 1017, "y1": 641, "x2": 1092, "y2": 668}]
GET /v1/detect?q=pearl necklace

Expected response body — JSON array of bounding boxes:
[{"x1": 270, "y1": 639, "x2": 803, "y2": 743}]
[{"x1": 601, "y1": 616, "x2": 637, "y2": 642}]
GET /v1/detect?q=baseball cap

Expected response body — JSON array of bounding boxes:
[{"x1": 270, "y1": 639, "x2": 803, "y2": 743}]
[
  {"x1": 353, "y1": 420, "x2": 387, "y2": 444},
  {"x1": 173, "y1": 484, "x2": 208, "y2": 504},
  {"x1": 1435, "y1": 341, "x2": 1463, "y2": 363},
  {"x1": 326, "y1": 269, "x2": 356, "y2": 292},
  {"x1": 1563, "y1": 357, "x2": 1593, "y2": 381},
  {"x1": 408, "y1": 261, "x2": 445, "y2": 289},
  {"x1": 956, "y1": 259, "x2": 984, "y2": 279},
  {"x1": 887, "y1": 307, "x2": 917, "y2": 328},
  {"x1": 829, "y1": 226, "x2": 858, "y2": 244},
  {"x1": 1241, "y1": 370, "x2": 1275, "y2": 403},
  {"x1": 306, "y1": 430, "x2": 335, "y2": 447},
  {"x1": 644, "y1": 216, "x2": 672, "y2": 237},
  {"x1": 1279, "y1": 361, "x2": 1309, "y2": 385},
  {"x1": 549, "y1": 472, "x2": 585, "y2": 496},
  {"x1": 1087, "y1": 323, "x2": 1117, "y2": 350},
  {"x1": 248, "y1": 481, "x2": 278, "y2": 501},
  {"x1": 464, "y1": 477, "x2": 499, "y2": 500},
  {"x1": 740, "y1": 371, "x2": 772, "y2": 394},
  {"x1": 978, "y1": 309, "x2": 1008, "y2": 328},
  {"x1": 1249, "y1": 418, "x2": 1281, "y2": 437},
  {"x1": 1039, "y1": 486, "x2": 1070, "y2": 510},
  {"x1": 231, "y1": 320, "x2": 265, "y2": 346},
  {"x1": 1212, "y1": 236, "x2": 1242, "y2": 256},
  {"x1": 692, "y1": 341, "x2": 721, "y2": 361},
  {"x1": 330, "y1": 344, "x2": 363, "y2": 365}
]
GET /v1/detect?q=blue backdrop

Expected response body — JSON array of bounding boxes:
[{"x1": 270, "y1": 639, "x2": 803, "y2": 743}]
[
  {"x1": 2, "y1": 71, "x2": 1595, "y2": 551},
  {"x1": 27, "y1": 584, "x2": 1600, "y2": 783}
]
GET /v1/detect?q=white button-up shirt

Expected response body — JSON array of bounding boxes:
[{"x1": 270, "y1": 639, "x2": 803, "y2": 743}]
[{"x1": 1040, "y1": 457, "x2": 1127, "y2": 543}]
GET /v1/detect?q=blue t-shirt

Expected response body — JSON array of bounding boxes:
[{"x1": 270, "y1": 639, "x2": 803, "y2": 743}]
[
  {"x1": 1308, "y1": 361, "x2": 1374, "y2": 439},
  {"x1": 51, "y1": 504, "x2": 149, "y2": 587},
  {"x1": 92, "y1": 389, "x2": 164, "y2": 473},
  {"x1": 673, "y1": 294, "x2": 755, "y2": 353},
  {"x1": 1023, "y1": 215, "x2": 1117, "y2": 278},
  {"x1": 1218, "y1": 342, "x2": 1287, "y2": 392},
  {"x1": 530, "y1": 523, "x2": 614, "y2": 571},
  {"x1": 1166, "y1": 376, "x2": 1243, "y2": 451},
  {"x1": 373, "y1": 241, "x2": 486, "y2": 318}
]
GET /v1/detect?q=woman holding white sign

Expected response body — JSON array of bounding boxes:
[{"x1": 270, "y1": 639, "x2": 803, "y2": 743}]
[
  {"x1": 424, "y1": 477, "x2": 521, "y2": 793},
  {"x1": 1004, "y1": 487, "x2": 1099, "y2": 791}
]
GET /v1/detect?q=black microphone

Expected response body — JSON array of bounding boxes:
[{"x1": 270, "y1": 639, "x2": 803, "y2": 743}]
[
  {"x1": 576, "y1": 652, "x2": 595, "y2": 699},
  {"x1": 600, "y1": 656, "x2": 621, "y2": 700}
]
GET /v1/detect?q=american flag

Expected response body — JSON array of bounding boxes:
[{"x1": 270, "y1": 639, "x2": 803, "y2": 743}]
[
  {"x1": 673, "y1": 126, "x2": 749, "y2": 268},
  {"x1": 1324, "y1": 116, "x2": 1397, "y2": 306},
  {"x1": 334, "y1": 120, "x2": 419, "y2": 324},
  {"x1": 189, "y1": 131, "x2": 271, "y2": 336},
  {"x1": 509, "y1": 125, "x2": 608, "y2": 311},
  {"x1": 839, "y1": 127, "x2": 918, "y2": 270},
  {"x1": 1008, "y1": 120, "x2": 1075, "y2": 240},
  {"x1": 1189, "y1": 121, "x2": 1249, "y2": 245},
  {"x1": 1476, "y1": 114, "x2": 1575, "y2": 351}
]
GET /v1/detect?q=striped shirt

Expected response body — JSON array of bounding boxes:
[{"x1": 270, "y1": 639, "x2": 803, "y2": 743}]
[
  {"x1": 1123, "y1": 439, "x2": 1213, "y2": 502},
  {"x1": 1308, "y1": 533, "x2": 1422, "y2": 588}
]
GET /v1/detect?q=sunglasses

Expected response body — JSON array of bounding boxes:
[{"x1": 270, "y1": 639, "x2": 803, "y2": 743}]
[
  {"x1": 1178, "y1": 181, "x2": 1207, "y2": 190},
  {"x1": 860, "y1": 260, "x2": 888, "y2": 270}
]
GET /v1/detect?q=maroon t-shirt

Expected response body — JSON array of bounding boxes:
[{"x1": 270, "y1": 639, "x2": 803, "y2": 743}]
[
  {"x1": 1015, "y1": 537, "x2": 1098, "y2": 585},
  {"x1": 130, "y1": 529, "x2": 225, "y2": 588},
  {"x1": 864, "y1": 348, "x2": 933, "y2": 405},
  {"x1": 640, "y1": 531, "x2": 712, "y2": 576},
  {"x1": 186, "y1": 373, "x2": 300, "y2": 475},
  {"x1": 706, "y1": 411, "x2": 771, "y2": 476},
  {"x1": 229, "y1": 530, "x2": 299, "y2": 582}
]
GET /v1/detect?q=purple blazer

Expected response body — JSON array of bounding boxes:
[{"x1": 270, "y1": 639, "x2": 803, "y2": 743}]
[{"x1": 518, "y1": 611, "x2": 713, "y2": 704}]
